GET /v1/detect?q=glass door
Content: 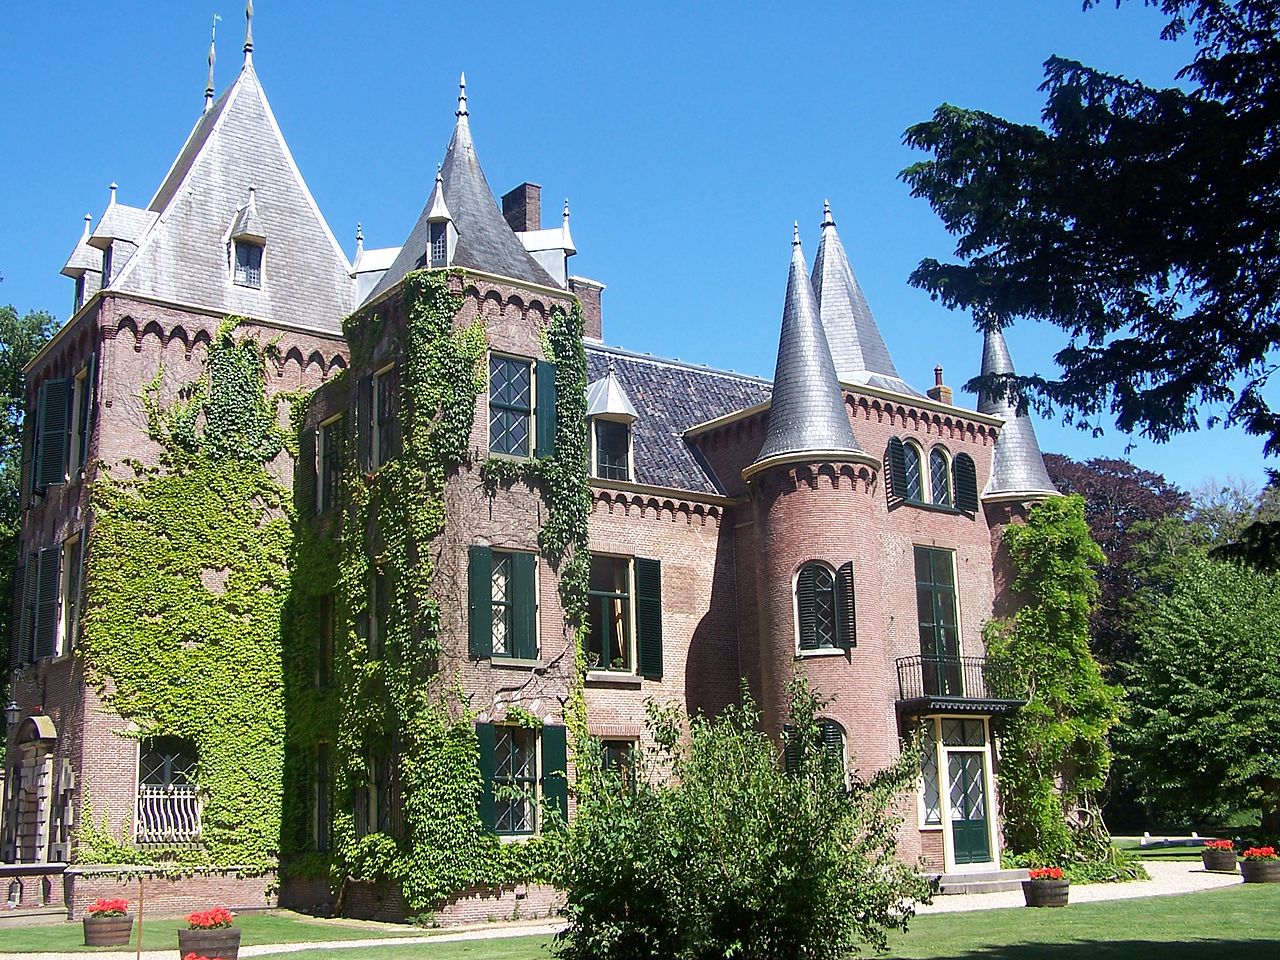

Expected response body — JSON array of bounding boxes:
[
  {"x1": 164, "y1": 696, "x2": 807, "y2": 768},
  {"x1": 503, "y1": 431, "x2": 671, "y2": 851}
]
[{"x1": 947, "y1": 751, "x2": 991, "y2": 865}]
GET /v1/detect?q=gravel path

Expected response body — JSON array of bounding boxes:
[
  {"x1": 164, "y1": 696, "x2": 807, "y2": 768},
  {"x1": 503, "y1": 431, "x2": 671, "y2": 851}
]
[{"x1": 0, "y1": 862, "x2": 1244, "y2": 959}]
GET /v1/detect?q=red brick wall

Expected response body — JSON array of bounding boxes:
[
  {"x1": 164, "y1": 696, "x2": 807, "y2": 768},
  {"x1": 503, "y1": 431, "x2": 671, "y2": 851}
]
[
  {"x1": 65, "y1": 867, "x2": 276, "y2": 919},
  {"x1": 341, "y1": 879, "x2": 562, "y2": 925}
]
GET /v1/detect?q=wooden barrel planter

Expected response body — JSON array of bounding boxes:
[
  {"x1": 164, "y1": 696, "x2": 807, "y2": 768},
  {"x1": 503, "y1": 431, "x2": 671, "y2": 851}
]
[
  {"x1": 1202, "y1": 848, "x2": 1238, "y2": 873},
  {"x1": 1241, "y1": 860, "x2": 1280, "y2": 883},
  {"x1": 83, "y1": 915, "x2": 134, "y2": 946},
  {"x1": 1022, "y1": 878, "x2": 1070, "y2": 907},
  {"x1": 177, "y1": 927, "x2": 242, "y2": 959}
]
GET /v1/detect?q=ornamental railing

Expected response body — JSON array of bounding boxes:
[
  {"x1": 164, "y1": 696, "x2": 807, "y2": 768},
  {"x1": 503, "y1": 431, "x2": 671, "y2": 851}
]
[
  {"x1": 895, "y1": 655, "x2": 1011, "y2": 702},
  {"x1": 136, "y1": 784, "x2": 202, "y2": 845}
]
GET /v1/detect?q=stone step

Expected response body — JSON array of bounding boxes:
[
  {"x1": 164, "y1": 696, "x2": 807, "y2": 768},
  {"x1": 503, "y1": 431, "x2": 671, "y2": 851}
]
[
  {"x1": 932, "y1": 868, "x2": 1030, "y2": 895},
  {"x1": 0, "y1": 907, "x2": 68, "y2": 925}
]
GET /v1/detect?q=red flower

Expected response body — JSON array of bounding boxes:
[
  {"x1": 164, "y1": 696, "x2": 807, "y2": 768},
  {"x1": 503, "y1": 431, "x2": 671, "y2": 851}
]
[
  {"x1": 87, "y1": 898, "x2": 129, "y2": 917},
  {"x1": 1203, "y1": 839, "x2": 1235, "y2": 851},
  {"x1": 184, "y1": 954, "x2": 215, "y2": 960},
  {"x1": 186, "y1": 906, "x2": 235, "y2": 929},
  {"x1": 1028, "y1": 866, "x2": 1065, "y2": 880},
  {"x1": 1242, "y1": 846, "x2": 1278, "y2": 861}
]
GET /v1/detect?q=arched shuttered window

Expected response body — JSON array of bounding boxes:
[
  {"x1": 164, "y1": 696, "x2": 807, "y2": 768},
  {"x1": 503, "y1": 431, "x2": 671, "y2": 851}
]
[
  {"x1": 887, "y1": 436, "x2": 923, "y2": 502},
  {"x1": 888, "y1": 437, "x2": 980, "y2": 512},
  {"x1": 930, "y1": 448, "x2": 952, "y2": 507},
  {"x1": 952, "y1": 453, "x2": 979, "y2": 512},
  {"x1": 796, "y1": 561, "x2": 856, "y2": 651}
]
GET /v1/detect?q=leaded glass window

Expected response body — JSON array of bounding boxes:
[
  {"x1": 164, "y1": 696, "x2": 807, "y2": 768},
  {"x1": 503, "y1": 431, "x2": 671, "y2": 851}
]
[
  {"x1": 489, "y1": 357, "x2": 532, "y2": 456},
  {"x1": 797, "y1": 562, "x2": 838, "y2": 650},
  {"x1": 491, "y1": 553, "x2": 513, "y2": 656},
  {"x1": 930, "y1": 448, "x2": 952, "y2": 507},
  {"x1": 429, "y1": 222, "x2": 447, "y2": 267},
  {"x1": 234, "y1": 240, "x2": 263, "y2": 288},
  {"x1": 941, "y1": 718, "x2": 986, "y2": 747},
  {"x1": 921, "y1": 722, "x2": 942, "y2": 825},
  {"x1": 494, "y1": 726, "x2": 537, "y2": 834},
  {"x1": 903, "y1": 442, "x2": 923, "y2": 501}
]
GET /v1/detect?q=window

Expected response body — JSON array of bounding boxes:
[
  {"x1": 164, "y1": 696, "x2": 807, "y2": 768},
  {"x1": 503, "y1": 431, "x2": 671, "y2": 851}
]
[
  {"x1": 477, "y1": 723, "x2": 568, "y2": 835},
  {"x1": 33, "y1": 378, "x2": 72, "y2": 492},
  {"x1": 593, "y1": 419, "x2": 630, "y2": 481},
  {"x1": 19, "y1": 544, "x2": 62, "y2": 662},
  {"x1": 920, "y1": 721, "x2": 942, "y2": 825},
  {"x1": 137, "y1": 737, "x2": 201, "y2": 844},
  {"x1": 915, "y1": 547, "x2": 961, "y2": 697},
  {"x1": 371, "y1": 571, "x2": 389, "y2": 658},
  {"x1": 902, "y1": 442, "x2": 923, "y2": 501},
  {"x1": 429, "y1": 222, "x2": 447, "y2": 267},
  {"x1": 818, "y1": 719, "x2": 845, "y2": 765},
  {"x1": 313, "y1": 743, "x2": 331, "y2": 852},
  {"x1": 74, "y1": 274, "x2": 86, "y2": 312},
  {"x1": 316, "y1": 594, "x2": 334, "y2": 687},
  {"x1": 602, "y1": 740, "x2": 635, "y2": 786},
  {"x1": 318, "y1": 416, "x2": 342, "y2": 512},
  {"x1": 68, "y1": 364, "x2": 92, "y2": 476},
  {"x1": 373, "y1": 365, "x2": 395, "y2": 467},
  {"x1": 58, "y1": 533, "x2": 84, "y2": 657},
  {"x1": 952, "y1": 453, "x2": 980, "y2": 512},
  {"x1": 587, "y1": 556, "x2": 632, "y2": 671},
  {"x1": 930, "y1": 448, "x2": 953, "y2": 507},
  {"x1": 468, "y1": 547, "x2": 538, "y2": 660},
  {"x1": 795, "y1": 561, "x2": 855, "y2": 652},
  {"x1": 234, "y1": 240, "x2": 263, "y2": 288},
  {"x1": 102, "y1": 245, "x2": 114, "y2": 286},
  {"x1": 489, "y1": 356, "x2": 532, "y2": 456}
]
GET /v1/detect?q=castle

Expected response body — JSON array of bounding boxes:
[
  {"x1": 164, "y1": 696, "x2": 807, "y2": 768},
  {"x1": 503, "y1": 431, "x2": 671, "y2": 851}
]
[{"x1": 3, "y1": 9, "x2": 1057, "y2": 920}]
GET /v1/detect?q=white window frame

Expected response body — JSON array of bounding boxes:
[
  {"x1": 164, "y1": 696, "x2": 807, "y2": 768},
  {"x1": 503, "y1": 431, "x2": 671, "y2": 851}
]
[
  {"x1": 929, "y1": 445, "x2": 953, "y2": 508},
  {"x1": 487, "y1": 353, "x2": 535, "y2": 459},
  {"x1": 67, "y1": 366, "x2": 89, "y2": 476},
  {"x1": 493, "y1": 724, "x2": 541, "y2": 838},
  {"x1": 585, "y1": 553, "x2": 636, "y2": 673},
  {"x1": 232, "y1": 238, "x2": 265, "y2": 289},
  {"x1": 792, "y1": 560, "x2": 845, "y2": 658},
  {"x1": 317, "y1": 414, "x2": 342, "y2": 513},
  {"x1": 57, "y1": 532, "x2": 83, "y2": 658},
  {"x1": 589, "y1": 416, "x2": 633, "y2": 482},
  {"x1": 902, "y1": 439, "x2": 926, "y2": 503}
]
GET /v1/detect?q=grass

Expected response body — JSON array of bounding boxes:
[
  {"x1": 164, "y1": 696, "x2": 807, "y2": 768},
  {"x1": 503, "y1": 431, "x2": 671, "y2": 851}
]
[
  {"x1": 1113, "y1": 838, "x2": 1214, "y2": 861},
  {"x1": 0, "y1": 909, "x2": 419, "y2": 953},
  {"x1": 7, "y1": 885, "x2": 1275, "y2": 958}
]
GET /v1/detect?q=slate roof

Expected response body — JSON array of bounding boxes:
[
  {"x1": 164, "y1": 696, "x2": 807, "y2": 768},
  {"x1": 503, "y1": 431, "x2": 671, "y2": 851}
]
[
  {"x1": 585, "y1": 345, "x2": 771, "y2": 495},
  {"x1": 368, "y1": 85, "x2": 559, "y2": 301},
  {"x1": 811, "y1": 203, "x2": 921, "y2": 397},
  {"x1": 106, "y1": 61, "x2": 353, "y2": 333},
  {"x1": 586, "y1": 367, "x2": 639, "y2": 420},
  {"x1": 752, "y1": 230, "x2": 862, "y2": 467},
  {"x1": 61, "y1": 215, "x2": 100, "y2": 278},
  {"x1": 89, "y1": 200, "x2": 156, "y2": 250},
  {"x1": 977, "y1": 323, "x2": 1058, "y2": 498}
]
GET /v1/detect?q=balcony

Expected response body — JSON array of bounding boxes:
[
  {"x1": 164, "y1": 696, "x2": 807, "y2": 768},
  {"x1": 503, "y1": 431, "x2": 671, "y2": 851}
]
[
  {"x1": 895, "y1": 655, "x2": 1026, "y2": 716},
  {"x1": 136, "y1": 784, "x2": 203, "y2": 846}
]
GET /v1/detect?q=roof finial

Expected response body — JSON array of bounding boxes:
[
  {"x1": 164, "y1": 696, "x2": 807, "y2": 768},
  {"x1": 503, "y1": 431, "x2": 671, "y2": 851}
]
[
  {"x1": 108, "y1": 182, "x2": 118, "y2": 206},
  {"x1": 436, "y1": 163, "x2": 444, "y2": 186},
  {"x1": 243, "y1": 0, "x2": 254, "y2": 64},
  {"x1": 456, "y1": 72, "x2": 468, "y2": 117},
  {"x1": 792, "y1": 221, "x2": 801, "y2": 247},
  {"x1": 563, "y1": 198, "x2": 570, "y2": 222},
  {"x1": 81, "y1": 213, "x2": 93, "y2": 240},
  {"x1": 355, "y1": 222, "x2": 364, "y2": 258},
  {"x1": 205, "y1": 14, "x2": 220, "y2": 111},
  {"x1": 822, "y1": 198, "x2": 835, "y2": 228}
]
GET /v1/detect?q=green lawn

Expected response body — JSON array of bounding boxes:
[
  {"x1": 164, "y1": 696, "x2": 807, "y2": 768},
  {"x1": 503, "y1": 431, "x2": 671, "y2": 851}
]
[
  {"x1": 1113, "y1": 838, "x2": 1218, "y2": 861},
  {"x1": 0, "y1": 909, "x2": 419, "y2": 953}
]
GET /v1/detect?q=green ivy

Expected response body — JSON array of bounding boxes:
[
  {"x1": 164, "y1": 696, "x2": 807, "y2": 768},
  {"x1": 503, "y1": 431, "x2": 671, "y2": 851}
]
[{"x1": 79, "y1": 319, "x2": 291, "y2": 870}]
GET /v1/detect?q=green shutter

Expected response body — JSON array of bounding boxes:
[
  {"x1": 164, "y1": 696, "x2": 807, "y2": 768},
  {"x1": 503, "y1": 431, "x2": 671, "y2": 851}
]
[
  {"x1": 835, "y1": 561, "x2": 856, "y2": 649},
  {"x1": 535, "y1": 360, "x2": 557, "y2": 460},
  {"x1": 953, "y1": 453, "x2": 979, "y2": 512},
  {"x1": 796, "y1": 563, "x2": 818, "y2": 650},
  {"x1": 297, "y1": 428, "x2": 317, "y2": 517},
  {"x1": 476, "y1": 722, "x2": 496, "y2": 831},
  {"x1": 782, "y1": 723, "x2": 800, "y2": 776},
  {"x1": 511, "y1": 551, "x2": 538, "y2": 660},
  {"x1": 887, "y1": 437, "x2": 907, "y2": 502},
  {"x1": 33, "y1": 544, "x2": 62, "y2": 660},
  {"x1": 78, "y1": 351, "x2": 98, "y2": 470},
  {"x1": 468, "y1": 545, "x2": 493, "y2": 659},
  {"x1": 19, "y1": 412, "x2": 33, "y2": 509},
  {"x1": 541, "y1": 724, "x2": 569, "y2": 827},
  {"x1": 10, "y1": 562, "x2": 26, "y2": 672},
  {"x1": 35, "y1": 379, "x2": 72, "y2": 490},
  {"x1": 18, "y1": 557, "x2": 36, "y2": 666},
  {"x1": 635, "y1": 557, "x2": 663, "y2": 679},
  {"x1": 820, "y1": 719, "x2": 844, "y2": 757}
]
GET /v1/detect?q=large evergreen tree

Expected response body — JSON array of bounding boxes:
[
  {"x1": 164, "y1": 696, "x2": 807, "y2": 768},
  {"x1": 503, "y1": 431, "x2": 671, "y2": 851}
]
[{"x1": 903, "y1": 1, "x2": 1280, "y2": 453}]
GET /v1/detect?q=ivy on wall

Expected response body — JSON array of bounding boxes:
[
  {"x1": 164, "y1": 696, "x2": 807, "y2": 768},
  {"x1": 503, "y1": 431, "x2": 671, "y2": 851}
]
[
  {"x1": 284, "y1": 272, "x2": 592, "y2": 911},
  {"x1": 79, "y1": 318, "x2": 291, "y2": 869}
]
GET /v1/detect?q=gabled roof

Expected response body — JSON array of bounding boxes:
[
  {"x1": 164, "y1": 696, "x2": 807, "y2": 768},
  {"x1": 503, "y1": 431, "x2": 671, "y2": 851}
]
[
  {"x1": 977, "y1": 323, "x2": 1059, "y2": 499},
  {"x1": 751, "y1": 229, "x2": 863, "y2": 470},
  {"x1": 89, "y1": 195, "x2": 156, "y2": 250},
  {"x1": 585, "y1": 346, "x2": 771, "y2": 495},
  {"x1": 108, "y1": 61, "x2": 353, "y2": 333},
  {"x1": 367, "y1": 80, "x2": 560, "y2": 301},
  {"x1": 811, "y1": 202, "x2": 921, "y2": 397}
]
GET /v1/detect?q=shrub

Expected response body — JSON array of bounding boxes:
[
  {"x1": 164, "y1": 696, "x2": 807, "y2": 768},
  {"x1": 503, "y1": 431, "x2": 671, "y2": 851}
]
[
  {"x1": 86, "y1": 898, "x2": 129, "y2": 917},
  {"x1": 186, "y1": 907, "x2": 235, "y2": 929}
]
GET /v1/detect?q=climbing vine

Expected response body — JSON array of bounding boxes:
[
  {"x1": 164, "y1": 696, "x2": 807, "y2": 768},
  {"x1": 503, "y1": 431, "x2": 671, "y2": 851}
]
[
  {"x1": 284, "y1": 272, "x2": 591, "y2": 911},
  {"x1": 79, "y1": 318, "x2": 291, "y2": 869}
]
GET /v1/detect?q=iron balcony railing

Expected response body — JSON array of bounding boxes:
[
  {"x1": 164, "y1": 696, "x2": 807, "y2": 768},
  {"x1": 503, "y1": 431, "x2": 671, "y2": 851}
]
[
  {"x1": 896, "y1": 655, "x2": 1020, "y2": 703},
  {"x1": 136, "y1": 784, "x2": 202, "y2": 845}
]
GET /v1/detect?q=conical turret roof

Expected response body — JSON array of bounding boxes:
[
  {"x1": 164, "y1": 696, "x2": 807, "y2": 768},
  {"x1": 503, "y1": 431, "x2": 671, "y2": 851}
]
[
  {"x1": 978, "y1": 323, "x2": 1058, "y2": 499},
  {"x1": 812, "y1": 202, "x2": 920, "y2": 397},
  {"x1": 368, "y1": 78, "x2": 558, "y2": 300},
  {"x1": 750, "y1": 227, "x2": 863, "y2": 471}
]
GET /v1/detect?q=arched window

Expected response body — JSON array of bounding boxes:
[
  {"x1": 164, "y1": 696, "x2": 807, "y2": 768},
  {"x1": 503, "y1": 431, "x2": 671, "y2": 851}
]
[
  {"x1": 818, "y1": 718, "x2": 845, "y2": 764},
  {"x1": 903, "y1": 442, "x2": 923, "y2": 501},
  {"x1": 795, "y1": 561, "x2": 856, "y2": 651},
  {"x1": 930, "y1": 448, "x2": 953, "y2": 507}
]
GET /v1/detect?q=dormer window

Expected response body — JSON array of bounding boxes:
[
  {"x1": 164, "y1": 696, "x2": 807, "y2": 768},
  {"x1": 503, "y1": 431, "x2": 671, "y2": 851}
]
[
  {"x1": 429, "y1": 222, "x2": 447, "y2": 267},
  {"x1": 74, "y1": 275, "x2": 86, "y2": 312},
  {"x1": 101, "y1": 246, "x2": 114, "y2": 286},
  {"x1": 592, "y1": 419, "x2": 631, "y2": 481},
  {"x1": 234, "y1": 240, "x2": 263, "y2": 288}
]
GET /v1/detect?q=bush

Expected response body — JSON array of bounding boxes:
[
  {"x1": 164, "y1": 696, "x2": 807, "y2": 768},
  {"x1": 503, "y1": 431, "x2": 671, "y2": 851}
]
[{"x1": 555, "y1": 680, "x2": 931, "y2": 960}]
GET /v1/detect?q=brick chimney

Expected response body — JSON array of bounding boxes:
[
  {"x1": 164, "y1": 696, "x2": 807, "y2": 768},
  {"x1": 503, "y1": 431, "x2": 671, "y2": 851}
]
[
  {"x1": 927, "y1": 364, "x2": 953, "y2": 405},
  {"x1": 502, "y1": 183, "x2": 541, "y2": 232},
  {"x1": 569, "y1": 276, "x2": 605, "y2": 341}
]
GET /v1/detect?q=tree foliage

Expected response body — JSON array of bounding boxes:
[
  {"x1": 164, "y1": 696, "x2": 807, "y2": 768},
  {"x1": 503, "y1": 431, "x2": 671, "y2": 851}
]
[
  {"x1": 984, "y1": 496, "x2": 1126, "y2": 869},
  {"x1": 556, "y1": 680, "x2": 930, "y2": 960},
  {"x1": 902, "y1": 1, "x2": 1280, "y2": 453},
  {"x1": 1043, "y1": 453, "x2": 1189, "y2": 664},
  {"x1": 1123, "y1": 554, "x2": 1280, "y2": 837}
]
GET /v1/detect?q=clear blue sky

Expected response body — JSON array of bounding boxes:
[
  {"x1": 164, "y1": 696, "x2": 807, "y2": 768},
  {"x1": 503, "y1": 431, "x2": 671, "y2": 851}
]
[{"x1": 0, "y1": 1, "x2": 1269, "y2": 493}]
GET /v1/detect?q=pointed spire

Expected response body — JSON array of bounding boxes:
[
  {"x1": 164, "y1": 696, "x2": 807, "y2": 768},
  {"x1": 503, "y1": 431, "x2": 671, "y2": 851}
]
[
  {"x1": 243, "y1": 0, "x2": 254, "y2": 64},
  {"x1": 425, "y1": 165, "x2": 452, "y2": 223},
  {"x1": 81, "y1": 213, "x2": 93, "y2": 240},
  {"x1": 355, "y1": 222, "x2": 364, "y2": 259},
  {"x1": 108, "y1": 182, "x2": 118, "y2": 207},
  {"x1": 205, "y1": 14, "x2": 220, "y2": 111},
  {"x1": 456, "y1": 72, "x2": 468, "y2": 117},
  {"x1": 977, "y1": 319, "x2": 1058, "y2": 499},
  {"x1": 560, "y1": 197, "x2": 576, "y2": 255},
  {"x1": 812, "y1": 201, "x2": 920, "y2": 396},
  {"x1": 750, "y1": 228, "x2": 862, "y2": 472}
]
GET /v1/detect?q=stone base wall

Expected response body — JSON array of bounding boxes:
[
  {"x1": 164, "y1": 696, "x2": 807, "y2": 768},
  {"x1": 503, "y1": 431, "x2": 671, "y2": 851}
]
[
  {"x1": 64, "y1": 867, "x2": 276, "y2": 919},
  {"x1": 340, "y1": 879, "x2": 562, "y2": 926}
]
